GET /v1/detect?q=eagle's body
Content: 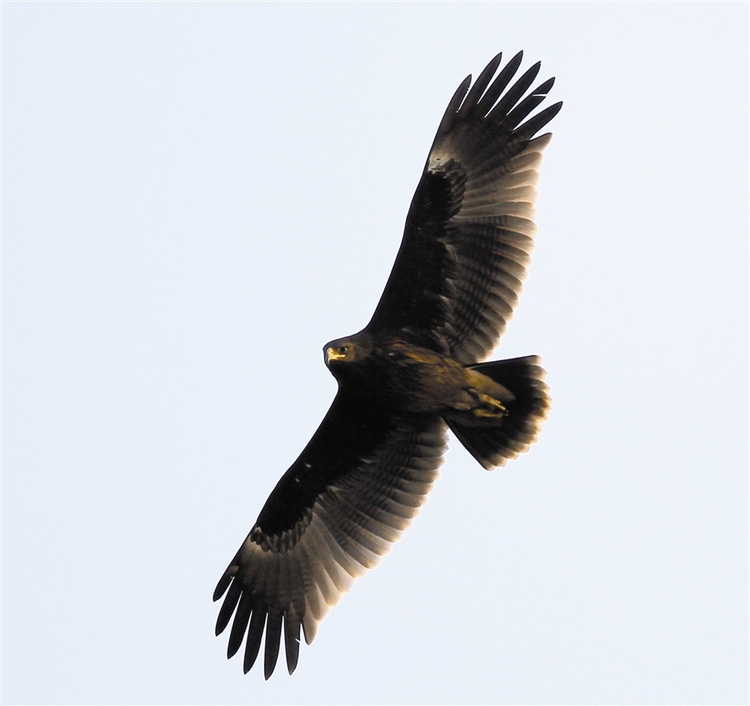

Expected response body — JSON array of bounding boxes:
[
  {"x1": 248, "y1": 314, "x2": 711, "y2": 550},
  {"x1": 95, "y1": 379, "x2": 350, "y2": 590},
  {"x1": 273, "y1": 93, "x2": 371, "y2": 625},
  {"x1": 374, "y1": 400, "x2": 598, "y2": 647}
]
[
  {"x1": 324, "y1": 334, "x2": 513, "y2": 418},
  {"x1": 214, "y1": 51, "x2": 562, "y2": 678}
]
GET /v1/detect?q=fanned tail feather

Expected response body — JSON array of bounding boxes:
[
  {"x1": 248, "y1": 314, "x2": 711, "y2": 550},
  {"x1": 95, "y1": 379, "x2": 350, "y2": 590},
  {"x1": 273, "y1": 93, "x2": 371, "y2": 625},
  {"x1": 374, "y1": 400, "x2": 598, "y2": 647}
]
[{"x1": 445, "y1": 355, "x2": 550, "y2": 469}]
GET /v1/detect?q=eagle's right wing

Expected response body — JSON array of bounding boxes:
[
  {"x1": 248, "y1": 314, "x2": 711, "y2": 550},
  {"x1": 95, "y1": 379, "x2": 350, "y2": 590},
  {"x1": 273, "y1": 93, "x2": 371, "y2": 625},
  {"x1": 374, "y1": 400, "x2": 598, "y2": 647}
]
[{"x1": 214, "y1": 392, "x2": 446, "y2": 678}]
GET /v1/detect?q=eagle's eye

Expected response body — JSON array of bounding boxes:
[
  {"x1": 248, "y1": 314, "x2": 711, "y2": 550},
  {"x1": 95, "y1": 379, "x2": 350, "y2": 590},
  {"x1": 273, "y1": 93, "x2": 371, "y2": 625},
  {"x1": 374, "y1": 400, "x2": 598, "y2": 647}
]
[{"x1": 340, "y1": 346, "x2": 349, "y2": 355}]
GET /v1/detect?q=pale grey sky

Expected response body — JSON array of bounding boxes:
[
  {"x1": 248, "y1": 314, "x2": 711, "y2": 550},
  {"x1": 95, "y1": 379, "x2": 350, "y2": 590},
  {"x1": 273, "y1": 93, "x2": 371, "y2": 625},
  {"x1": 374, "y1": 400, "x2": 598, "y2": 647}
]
[{"x1": 3, "y1": 3, "x2": 748, "y2": 704}]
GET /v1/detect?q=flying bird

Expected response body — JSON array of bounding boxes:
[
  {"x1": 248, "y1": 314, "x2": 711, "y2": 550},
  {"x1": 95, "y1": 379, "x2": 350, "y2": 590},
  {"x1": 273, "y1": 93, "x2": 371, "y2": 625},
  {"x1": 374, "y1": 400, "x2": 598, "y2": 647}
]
[{"x1": 214, "y1": 50, "x2": 562, "y2": 678}]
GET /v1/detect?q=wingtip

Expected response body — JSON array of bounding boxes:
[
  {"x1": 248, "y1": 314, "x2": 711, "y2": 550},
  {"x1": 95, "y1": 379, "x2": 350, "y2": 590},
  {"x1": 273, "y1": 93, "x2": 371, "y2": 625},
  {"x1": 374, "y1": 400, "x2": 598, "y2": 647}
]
[
  {"x1": 543, "y1": 101, "x2": 564, "y2": 123},
  {"x1": 481, "y1": 53, "x2": 503, "y2": 79},
  {"x1": 263, "y1": 652, "x2": 280, "y2": 680},
  {"x1": 215, "y1": 616, "x2": 227, "y2": 637},
  {"x1": 213, "y1": 565, "x2": 236, "y2": 601},
  {"x1": 212, "y1": 582, "x2": 228, "y2": 603},
  {"x1": 535, "y1": 76, "x2": 555, "y2": 96},
  {"x1": 436, "y1": 74, "x2": 472, "y2": 135},
  {"x1": 227, "y1": 640, "x2": 241, "y2": 660}
]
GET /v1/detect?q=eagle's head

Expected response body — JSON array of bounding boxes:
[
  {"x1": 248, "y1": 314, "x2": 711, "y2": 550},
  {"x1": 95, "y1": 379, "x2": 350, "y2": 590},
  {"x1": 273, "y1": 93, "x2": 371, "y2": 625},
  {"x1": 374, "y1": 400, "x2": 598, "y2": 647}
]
[{"x1": 323, "y1": 332, "x2": 373, "y2": 380}]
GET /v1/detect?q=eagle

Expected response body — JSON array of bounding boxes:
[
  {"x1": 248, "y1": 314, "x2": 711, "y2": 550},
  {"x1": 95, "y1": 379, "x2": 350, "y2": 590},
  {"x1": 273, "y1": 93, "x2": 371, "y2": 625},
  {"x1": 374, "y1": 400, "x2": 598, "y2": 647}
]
[{"x1": 214, "y1": 51, "x2": 562, "y2": 678}]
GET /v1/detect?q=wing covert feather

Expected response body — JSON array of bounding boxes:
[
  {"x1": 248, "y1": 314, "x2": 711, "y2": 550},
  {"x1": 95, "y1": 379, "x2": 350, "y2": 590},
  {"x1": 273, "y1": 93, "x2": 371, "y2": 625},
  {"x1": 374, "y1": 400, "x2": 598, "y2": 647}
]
[{"x1": 366, "y1": 51, "x2": 562, "y2": 363}]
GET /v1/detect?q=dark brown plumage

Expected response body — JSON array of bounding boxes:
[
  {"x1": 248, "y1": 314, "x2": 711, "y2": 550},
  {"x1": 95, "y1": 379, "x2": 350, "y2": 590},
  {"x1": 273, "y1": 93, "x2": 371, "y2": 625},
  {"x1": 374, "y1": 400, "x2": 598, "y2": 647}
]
[{"x1": 214, "y1": 50, "x2": 562, "y2": 678}]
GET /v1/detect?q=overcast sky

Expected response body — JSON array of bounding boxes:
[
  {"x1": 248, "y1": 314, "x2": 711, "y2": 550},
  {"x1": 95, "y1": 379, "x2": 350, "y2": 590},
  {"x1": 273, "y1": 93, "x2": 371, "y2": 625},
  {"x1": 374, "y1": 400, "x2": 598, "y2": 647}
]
[{"x1": 3, "y1": 2, "x2": 748, "y2": 704}]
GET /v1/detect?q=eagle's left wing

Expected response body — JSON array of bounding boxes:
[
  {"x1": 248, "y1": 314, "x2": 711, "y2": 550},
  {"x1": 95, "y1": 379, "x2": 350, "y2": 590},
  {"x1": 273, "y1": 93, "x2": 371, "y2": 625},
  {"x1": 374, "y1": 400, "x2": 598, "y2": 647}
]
[{"x1": 366, "y1": 52, "x2": 562, "y2": 364}]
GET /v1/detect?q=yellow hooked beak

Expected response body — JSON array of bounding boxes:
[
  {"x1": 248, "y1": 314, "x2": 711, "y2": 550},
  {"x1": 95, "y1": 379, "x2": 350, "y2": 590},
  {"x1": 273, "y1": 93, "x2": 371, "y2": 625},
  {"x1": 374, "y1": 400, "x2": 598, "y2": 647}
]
[{"x1": 326, "y1": 346, "x2": 347, "y2": 363}]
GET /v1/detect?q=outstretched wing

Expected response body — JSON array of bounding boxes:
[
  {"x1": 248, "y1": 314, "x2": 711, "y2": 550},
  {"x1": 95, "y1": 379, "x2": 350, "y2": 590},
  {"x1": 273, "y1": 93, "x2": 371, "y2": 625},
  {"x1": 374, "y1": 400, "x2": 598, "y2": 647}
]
[
  {"x1": 366, "y1": 51, "x2": 562, "y2": 364},
  {"x1": 213, "y1": 393, "x2": 446, "y2": 678}
]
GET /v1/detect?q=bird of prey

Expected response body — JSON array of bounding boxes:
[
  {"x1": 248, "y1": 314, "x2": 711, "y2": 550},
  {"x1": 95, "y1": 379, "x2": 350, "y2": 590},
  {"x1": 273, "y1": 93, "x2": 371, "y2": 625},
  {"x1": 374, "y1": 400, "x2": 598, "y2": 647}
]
[{"x1": 214, "y1": 50, "x2": 562, "y2": 679}]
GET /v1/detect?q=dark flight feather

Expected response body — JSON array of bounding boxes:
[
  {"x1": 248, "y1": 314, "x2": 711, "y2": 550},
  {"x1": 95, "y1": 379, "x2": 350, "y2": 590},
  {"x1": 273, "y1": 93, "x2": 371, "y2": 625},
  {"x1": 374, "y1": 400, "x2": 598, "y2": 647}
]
[
  {"x1": 366, "y1": 56, "x2": 561, "y2": 364},
  {"x1": 214, "y1": 406, "x2": 447, "y2": 675},
  {"x1": 214, "y1": 51, "x2": 560, "y2": 678}
]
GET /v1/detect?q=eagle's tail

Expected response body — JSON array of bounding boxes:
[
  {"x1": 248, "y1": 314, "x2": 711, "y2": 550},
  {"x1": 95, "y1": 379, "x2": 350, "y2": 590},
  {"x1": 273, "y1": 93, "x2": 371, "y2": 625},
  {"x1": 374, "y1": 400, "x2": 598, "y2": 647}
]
[{"x1": 444, "y1": 355, "x2": 550, "y2": 470}]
